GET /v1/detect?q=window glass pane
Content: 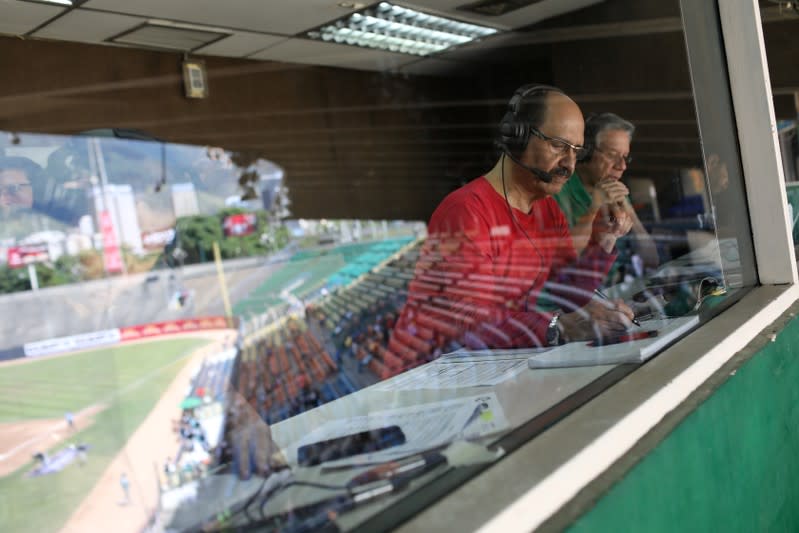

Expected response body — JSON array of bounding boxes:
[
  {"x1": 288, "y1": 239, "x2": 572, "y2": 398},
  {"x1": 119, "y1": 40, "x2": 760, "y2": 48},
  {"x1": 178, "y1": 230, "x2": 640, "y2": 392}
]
[
  {"x1": 0, "y1": 1, "x2": 759, "y2": 531},
  {"x1": 763, "y1": 3, "x2": 799, "y2": 254}
]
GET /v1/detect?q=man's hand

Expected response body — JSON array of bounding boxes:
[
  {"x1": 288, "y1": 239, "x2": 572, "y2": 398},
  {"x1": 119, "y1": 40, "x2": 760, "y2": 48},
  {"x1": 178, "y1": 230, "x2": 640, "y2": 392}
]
[
  {"x1": 608, "y1": 203, "x2": 633, "y2": 236},
  {"x1": 559, "y1": 297, "x2": 634, "y2": 342},
  {"x1": 591, "y1": 203, "x2": 633, "y2": 252},
  {"x1": 591, "y1": 178, "x2": 629, "y2": 209}
]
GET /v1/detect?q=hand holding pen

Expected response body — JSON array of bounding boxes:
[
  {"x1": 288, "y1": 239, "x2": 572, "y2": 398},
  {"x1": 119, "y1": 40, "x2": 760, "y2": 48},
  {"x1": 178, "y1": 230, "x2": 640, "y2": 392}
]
[{"x1": 594, "y1": 288, "x2": 641, "y2": 328}]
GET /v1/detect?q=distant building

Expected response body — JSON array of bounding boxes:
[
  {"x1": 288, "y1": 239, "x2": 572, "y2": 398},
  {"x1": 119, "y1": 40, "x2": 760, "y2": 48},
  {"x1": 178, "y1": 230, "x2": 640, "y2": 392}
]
[
  {"x1": 171, "y1": 182, "x2": 200, "y2": 218},
  {"x1": 92, "y1": 184, "x2": 143, "y2": 254}
]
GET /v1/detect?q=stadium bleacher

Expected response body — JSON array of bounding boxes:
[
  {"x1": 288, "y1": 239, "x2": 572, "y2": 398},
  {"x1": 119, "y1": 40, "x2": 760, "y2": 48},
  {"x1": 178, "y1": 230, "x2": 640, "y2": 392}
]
[{"x1": 222, "y1": 237, "x2": 425, "y2": 460}]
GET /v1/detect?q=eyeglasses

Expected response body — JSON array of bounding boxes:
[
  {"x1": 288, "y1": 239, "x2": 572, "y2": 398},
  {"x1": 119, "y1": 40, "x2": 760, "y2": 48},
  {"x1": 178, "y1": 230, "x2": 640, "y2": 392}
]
[
  {"x1": 0, "y1": 183, "x2": 31, "y2": 197},
  {"x1": 595, "y1": 147, "x2": 633, "y2": 166},
  {"x1": 529, "y1": 127, "x2": 588, "y2": 160}
]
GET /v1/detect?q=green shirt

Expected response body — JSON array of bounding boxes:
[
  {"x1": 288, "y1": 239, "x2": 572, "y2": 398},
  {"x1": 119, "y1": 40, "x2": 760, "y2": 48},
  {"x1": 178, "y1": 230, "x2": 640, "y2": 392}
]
[
  {"x1": 554, "y1": 171, "x2": 593, "y2": 227},
  {"x1": 553, "y1": 171, "x2": 634, "y2": 287}
]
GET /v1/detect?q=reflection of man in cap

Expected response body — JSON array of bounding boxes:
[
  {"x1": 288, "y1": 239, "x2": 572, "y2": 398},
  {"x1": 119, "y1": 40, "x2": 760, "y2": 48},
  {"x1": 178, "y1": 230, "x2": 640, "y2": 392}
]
[
  {"x1": 0, "y1": 156, "x2": 72, "y2": 241},
  {"x1": 0, "y1": 156, "x2": 36, "y2": 217}
]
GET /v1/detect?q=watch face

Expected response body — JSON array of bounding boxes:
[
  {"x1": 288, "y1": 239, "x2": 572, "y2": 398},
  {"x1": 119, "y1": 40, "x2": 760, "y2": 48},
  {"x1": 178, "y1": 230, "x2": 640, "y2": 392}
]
[{"x1": 546, "y1": 323, "x2": 559, "y2": 345}]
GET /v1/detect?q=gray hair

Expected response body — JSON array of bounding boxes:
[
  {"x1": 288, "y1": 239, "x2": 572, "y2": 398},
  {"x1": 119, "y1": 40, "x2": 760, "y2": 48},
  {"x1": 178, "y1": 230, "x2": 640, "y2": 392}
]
[{"x1": 583, "y1": 112, "x2": 635, "y2": 160}]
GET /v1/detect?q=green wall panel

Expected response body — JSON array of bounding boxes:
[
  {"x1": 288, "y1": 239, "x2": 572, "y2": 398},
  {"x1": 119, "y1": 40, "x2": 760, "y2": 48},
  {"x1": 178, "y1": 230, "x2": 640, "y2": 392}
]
[{"x1": 568, "y1": 314, "x2": 799, "y2": 533}]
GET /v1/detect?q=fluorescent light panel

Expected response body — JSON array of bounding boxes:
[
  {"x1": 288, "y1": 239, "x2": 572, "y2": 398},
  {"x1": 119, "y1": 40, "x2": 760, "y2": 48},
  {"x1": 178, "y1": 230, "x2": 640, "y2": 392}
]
[
  {"x1": 307, "y1": 2, "x2": 498, "y2": 56},
  {"x1": 30, "y1": 0, "x2": 72, "y2": 5}
]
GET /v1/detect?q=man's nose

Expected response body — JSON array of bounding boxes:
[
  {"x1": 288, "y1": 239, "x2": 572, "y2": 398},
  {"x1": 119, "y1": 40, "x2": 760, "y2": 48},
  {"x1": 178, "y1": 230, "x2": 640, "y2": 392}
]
[{"x1": 560, "y1": 150, "x2": 577, "y2": 170}]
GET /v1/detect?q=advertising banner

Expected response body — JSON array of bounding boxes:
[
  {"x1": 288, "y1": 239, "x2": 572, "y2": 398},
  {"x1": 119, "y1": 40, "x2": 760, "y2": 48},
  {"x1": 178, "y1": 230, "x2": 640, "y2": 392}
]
[
  {"x1": 6, "y1": 244, "x2": 49, "y2": 269},
  {"x1": 24, "y1": 328, "x2": 122, "y2": 358},
  {"x1": 119, "y1": 316, "x2": 230, "y2": 341},
  {"x1": 223, "y1": 213, "x2": 256, "y2": 237},
  {"x1": 100, "y1": 210, "x2": 124, "y2": 273},
  {"x1": 141, "y1": 227, "x2": 176, "y2": 250}
]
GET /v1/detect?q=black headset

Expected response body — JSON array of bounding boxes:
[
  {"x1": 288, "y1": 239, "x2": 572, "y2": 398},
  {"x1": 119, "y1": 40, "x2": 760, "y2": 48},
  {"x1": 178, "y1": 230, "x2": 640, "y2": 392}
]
[
  {"x1": 577, "y1": 112, "x2": 599, "y2": 163},
  {"x1": 497, "y1": 83, "x2": 565, "y2": 158}
]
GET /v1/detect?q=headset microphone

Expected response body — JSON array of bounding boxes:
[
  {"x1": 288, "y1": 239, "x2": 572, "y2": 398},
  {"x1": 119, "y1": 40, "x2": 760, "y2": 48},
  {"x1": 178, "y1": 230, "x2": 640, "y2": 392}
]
[{"x1": 495, "y1": 141, "x2": 554, "y2": 183}]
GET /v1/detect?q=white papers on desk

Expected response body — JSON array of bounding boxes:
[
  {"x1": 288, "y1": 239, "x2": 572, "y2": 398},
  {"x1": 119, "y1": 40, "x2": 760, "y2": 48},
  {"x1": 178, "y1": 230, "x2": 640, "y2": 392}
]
[
  {"x1": 372, "y1": 349, "x2": 540, "y2": 391},
  {"x1": 527, "y1": 315, "x2": 699, "y2": 369},
  {"x1": 288, "y1": 393, "x2": 508, "y2": 466}
]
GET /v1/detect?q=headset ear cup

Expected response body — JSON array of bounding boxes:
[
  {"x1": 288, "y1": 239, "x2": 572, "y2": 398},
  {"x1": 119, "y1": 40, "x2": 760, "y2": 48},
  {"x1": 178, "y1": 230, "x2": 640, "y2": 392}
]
[
  {"x1": 499, "y1": 113, "x2": 530, "y2": 157},
  {"x1": 513, "y1": 122, "x2": 529, "y2": 157},
  {"x1": 579, "y1": 112, "x2": 598, "y2": 163},
  {"x1": 498, "y1": 112, "x2": 518, "y2": 155},
  {"x1": 499, "y1": 83, "x2": 563, "y2": 157}
]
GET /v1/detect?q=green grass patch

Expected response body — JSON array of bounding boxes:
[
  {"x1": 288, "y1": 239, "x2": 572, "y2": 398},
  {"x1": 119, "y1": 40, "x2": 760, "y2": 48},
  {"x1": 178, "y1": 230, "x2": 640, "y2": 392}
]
[
  {"x1": 233, "y1": 255, "x2": 346, "y2": 316},
  {"x1": 0, "y1": 337, "x2": 209, "y2": 533}
]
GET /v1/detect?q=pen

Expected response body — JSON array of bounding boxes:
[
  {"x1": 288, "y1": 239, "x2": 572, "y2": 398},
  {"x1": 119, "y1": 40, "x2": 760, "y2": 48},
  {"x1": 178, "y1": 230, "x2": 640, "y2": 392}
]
[
  {"x1": 345, "y1": 451, "x2": 446, "y2": 488},
  {"x1": 594, "y1": 288, "x2": 641, "y2": 327}
]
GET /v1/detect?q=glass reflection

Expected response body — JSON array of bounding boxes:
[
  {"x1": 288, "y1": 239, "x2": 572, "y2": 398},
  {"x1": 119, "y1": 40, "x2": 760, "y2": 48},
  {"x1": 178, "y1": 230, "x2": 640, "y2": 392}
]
[{"x1": 0, "y1": 3, "x2": 759, "y2": 531}]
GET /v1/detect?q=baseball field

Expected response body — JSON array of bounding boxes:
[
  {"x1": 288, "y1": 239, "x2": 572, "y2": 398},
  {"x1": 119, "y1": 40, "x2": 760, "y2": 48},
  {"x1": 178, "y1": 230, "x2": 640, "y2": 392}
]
[{"x1": 0, "y1": 336, "x2": 212, "y2": 533}]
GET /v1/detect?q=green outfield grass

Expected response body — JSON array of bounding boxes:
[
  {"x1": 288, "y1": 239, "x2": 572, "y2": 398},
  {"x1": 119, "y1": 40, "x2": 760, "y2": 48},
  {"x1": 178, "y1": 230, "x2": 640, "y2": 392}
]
[
  {"x1": 0, "y1": 337, "x2": 209, "y2": 533},
  {"x1": 232, "y1": 255, "x2": 346, "y2": 316}
]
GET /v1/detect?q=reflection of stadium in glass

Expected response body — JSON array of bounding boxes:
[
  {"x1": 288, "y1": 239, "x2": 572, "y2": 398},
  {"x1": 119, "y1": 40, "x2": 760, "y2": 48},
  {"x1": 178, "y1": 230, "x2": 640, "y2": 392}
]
[{"x1": 0, "y1": 2, "x2": 795, "y2": 533}]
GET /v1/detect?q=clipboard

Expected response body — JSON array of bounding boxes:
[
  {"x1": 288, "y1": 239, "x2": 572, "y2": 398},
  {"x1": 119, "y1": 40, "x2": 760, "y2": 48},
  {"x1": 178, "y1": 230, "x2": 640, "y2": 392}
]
[{"x1": 527, "y1": 316, "x2": 700, "y2": 368}]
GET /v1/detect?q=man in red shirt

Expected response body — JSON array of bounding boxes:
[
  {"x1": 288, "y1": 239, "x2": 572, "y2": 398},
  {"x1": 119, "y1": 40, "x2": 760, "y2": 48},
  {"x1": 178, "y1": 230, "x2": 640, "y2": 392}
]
[{"x1": 386, "y1": 85, "x2": 634, "y2": 371}]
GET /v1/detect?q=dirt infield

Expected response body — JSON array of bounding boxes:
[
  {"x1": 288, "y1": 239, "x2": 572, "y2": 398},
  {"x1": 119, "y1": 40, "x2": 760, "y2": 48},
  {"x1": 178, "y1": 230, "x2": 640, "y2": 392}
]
[
  {"x1": 57, "y1": 329, "x2": 233, "y2": 533},
  {"x1": 0, "y1": 404, "x2": 105, "y2": 478}
]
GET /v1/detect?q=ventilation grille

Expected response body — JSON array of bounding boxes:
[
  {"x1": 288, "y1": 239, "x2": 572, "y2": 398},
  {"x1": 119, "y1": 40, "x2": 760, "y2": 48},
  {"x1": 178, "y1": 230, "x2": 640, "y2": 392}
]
[
  {"x1": 109, "y1": 22, "x2": 230, "y2": 52},
  {"x1": 457, "y1": 0, "x2": 547, "y2": 17}
]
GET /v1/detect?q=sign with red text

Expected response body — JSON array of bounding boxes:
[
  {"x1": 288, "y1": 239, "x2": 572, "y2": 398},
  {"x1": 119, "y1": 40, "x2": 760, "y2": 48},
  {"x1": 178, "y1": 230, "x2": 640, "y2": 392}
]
[
  {"x1": 223, "y1": 213, "x2": 256, "y2": 237},
  {"x1": 6, "y1": 244, "x2": 49, "y2": 269},
  {"x1": 99, "y1": 210, "x2": 123, "y2": 273}
]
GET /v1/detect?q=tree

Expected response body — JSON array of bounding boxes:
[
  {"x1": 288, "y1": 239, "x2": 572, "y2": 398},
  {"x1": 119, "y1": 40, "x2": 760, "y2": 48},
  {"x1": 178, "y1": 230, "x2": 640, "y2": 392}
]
[
  {"x1": 0, "y1": 265, "x2": 31, "y2": 293},
  {"x1": 171, "y1": 208, "x2": 288, "y2": 266}
]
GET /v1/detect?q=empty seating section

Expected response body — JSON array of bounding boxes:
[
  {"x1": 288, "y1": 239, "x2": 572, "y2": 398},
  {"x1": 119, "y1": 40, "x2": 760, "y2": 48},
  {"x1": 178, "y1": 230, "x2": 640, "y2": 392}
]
[
  {"x1": 304, "y1": 240, "x2": 432, "y2": 381},
  {"x1": 325, "y1": 238, "x2": 414, "y2": 287},
  {"x1": 191, "y1": 356, "x2": 235, "y2": 401}
]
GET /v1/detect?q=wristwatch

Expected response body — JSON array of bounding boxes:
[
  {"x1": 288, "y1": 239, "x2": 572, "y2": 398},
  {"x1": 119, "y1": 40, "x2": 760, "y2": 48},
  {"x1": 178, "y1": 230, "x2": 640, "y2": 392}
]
[{"x1": 546, "y1": 312, "x2": 562, "y2": 347}]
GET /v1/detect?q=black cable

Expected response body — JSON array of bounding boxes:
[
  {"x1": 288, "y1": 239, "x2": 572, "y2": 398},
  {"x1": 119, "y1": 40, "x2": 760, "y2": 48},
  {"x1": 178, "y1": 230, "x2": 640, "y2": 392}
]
[
  {"x1": 500, "y1": 152, "x2": 545, "y2": 313},
  {"x1": 257, "y1": 479, "x2": 348, "y2": 523},
  {"x1": 176, "y1": 472, "x2": 348, "y2": 532}
]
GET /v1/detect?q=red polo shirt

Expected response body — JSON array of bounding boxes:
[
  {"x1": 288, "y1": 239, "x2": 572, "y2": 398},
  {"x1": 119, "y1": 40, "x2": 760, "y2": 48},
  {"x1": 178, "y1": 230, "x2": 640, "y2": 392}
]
[{"x1": 386, "y1": 177, "x2": 615, "y2": 372}]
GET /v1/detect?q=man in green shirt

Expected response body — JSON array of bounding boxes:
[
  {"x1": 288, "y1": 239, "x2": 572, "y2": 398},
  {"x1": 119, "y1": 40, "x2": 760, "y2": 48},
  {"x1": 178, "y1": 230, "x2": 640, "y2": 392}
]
[{"x1": 554, "y1": 113, "x2": 659, "y2": 282}]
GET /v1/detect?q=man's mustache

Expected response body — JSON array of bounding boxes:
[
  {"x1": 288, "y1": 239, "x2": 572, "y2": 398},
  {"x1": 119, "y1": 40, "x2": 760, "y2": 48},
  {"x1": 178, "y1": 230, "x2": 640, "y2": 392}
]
[{"x1": 551, "y1": 167, "x2": 571, "y2": 177}]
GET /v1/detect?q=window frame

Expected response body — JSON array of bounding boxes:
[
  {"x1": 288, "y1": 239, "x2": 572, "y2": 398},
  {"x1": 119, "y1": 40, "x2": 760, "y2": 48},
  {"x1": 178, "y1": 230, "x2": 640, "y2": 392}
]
[{"x1": 391, "y1": 1, "x2": 798, "y2": 531}]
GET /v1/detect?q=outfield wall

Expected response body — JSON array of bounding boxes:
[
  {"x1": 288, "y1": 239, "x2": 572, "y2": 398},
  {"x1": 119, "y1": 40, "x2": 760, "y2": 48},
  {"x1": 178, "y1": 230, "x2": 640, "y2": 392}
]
[
  {"x1": 0, "y1": 345, "x2": 24, "y2": 362},
  {"x1": 0, "y1": 256, "x2": 270, "y2": 351},
  {"x1": 18, "y1": 316, "x2": 233, "y2": 360}
]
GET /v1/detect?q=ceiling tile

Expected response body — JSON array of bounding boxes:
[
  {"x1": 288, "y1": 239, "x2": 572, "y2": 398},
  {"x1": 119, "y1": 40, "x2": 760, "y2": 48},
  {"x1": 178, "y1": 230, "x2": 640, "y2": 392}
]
[
  {"x1": 0, "y1": 2, "x2": 64, "y2": 36},
  {"x1": 33, "y1": 10, "x2": 145, "y2": 42},
  {"x1": 435, "y1": 30, "x2": 522, "y2": 60},
  {"x1": 400, "y1": 0, "x2": 604, "y2": 29},
  {"x1": 398, "y1": 57, "x2": 471, "y2": 77},
  {"x1": 195, "y1": 32, "x2": 286, "y2": 58},
  {"x1": 249, "y1": 38, "x2": 417, "y2": 73},
  {"x1": 80, "y1": 0, "x2": 361, "y2": 35}
]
